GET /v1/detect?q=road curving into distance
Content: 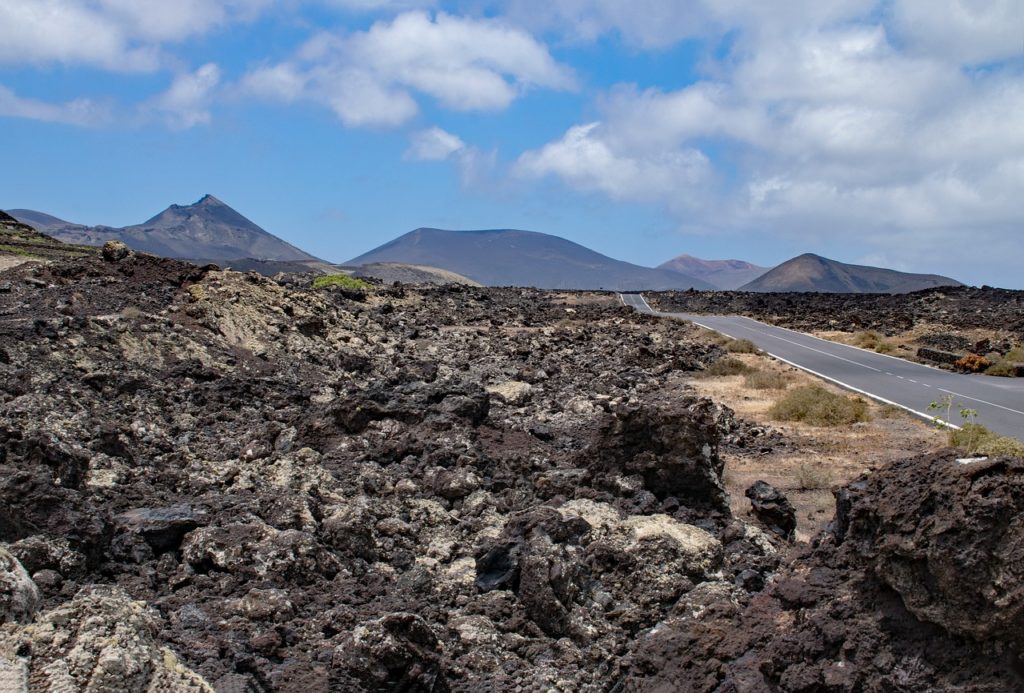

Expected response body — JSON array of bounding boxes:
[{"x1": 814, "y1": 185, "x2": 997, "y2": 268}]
[{"x1": 621, "y1": 292, "x2": 1024, "y2": 440}]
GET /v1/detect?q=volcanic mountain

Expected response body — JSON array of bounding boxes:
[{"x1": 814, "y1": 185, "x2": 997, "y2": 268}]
[
  {"x1": 10, "y1": 195, "x2": 322, "y2": 264},
  {"x1": 658, "y1": 254, "x2": 769, "y2": 290},
  {"x1": 739, "y1": 253, "x2": 963, "y2": 293},
  {"x1": 347, "y1": 228, "x2": 713, "y2": 291}
]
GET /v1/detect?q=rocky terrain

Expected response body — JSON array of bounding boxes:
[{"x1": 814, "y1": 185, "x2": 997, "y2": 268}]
[
  {"x1": 0, "y1": 247, "x2": 1021, "y2": 691},
  {"x1": 650, "y1": 285, "x2": 1024, "y2": 337},
  {"x1": 0, "y1": 211, "x2": 97, "y2": 269},
  {"x1": 651, "y1": 286, "x2": 1024, "y2": 370}
]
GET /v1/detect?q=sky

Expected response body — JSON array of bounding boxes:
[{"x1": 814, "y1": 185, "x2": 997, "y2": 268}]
[{"x1": 1, "y1": 1, "x2": 1023, "y2": 288}]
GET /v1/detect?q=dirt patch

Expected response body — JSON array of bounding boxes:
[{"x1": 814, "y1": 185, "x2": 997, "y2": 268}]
[{"x1": 686, "y1": 349, "x2": 944, "y2": 540}]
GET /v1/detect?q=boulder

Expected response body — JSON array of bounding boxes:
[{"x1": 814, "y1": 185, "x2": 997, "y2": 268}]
[
  {"x1": 835, "y1": 453, "x2": 1024, "y2": 652},
  {"x1": 591, "y1": 396, "x2": 732, "y2": 513},
  {"x1": 745, "y1": 480, "x2": 796, "y2": 540},
  {"x1": 181, "y1": 521, "x2": 340, "y2": 584},
  {"x1": 0, "y1": 547, "x2": 39, "y2": 625},
  {"x1": 101, "y1": 240, "x2": 132, "y2": 262},
  {"x1": 485, "y1": 380, "x2": 533, "y2": 406}
]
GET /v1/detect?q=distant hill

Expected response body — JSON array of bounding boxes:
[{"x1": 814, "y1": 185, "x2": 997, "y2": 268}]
[
  {"x1": 739, "y1": 253, "x2": 963, "y2": 293},
  {"x1": 658, "y1": 254, "x2": 769, "y2": 290},
  {"x1": 347, "y1": 228, "x2": 713, "y2": 291},
  {"x1": 10, "y1": 195, "x2": 322, "y2": 264},
  {"x1": 0, "y1": 210, "x2": 96, "y2": 267}
]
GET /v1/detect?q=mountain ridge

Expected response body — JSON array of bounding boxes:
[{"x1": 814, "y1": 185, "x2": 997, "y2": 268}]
[
  {"x1": 11, "y1": 195, "x2": 322, "y2": 264},
  {"x1": 658, "y1": 253, "x2": 769, "y2": 290},
  {"x1": 349, "y1": 227, "x2": 715, "y2": 291}
]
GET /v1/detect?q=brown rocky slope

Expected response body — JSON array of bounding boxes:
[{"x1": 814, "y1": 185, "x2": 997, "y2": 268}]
[{"x1": 0, "y1": 250, "x2": 1021, "y2": 691}]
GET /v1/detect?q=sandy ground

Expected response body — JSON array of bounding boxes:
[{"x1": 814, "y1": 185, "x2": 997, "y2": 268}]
[
  {"x1": 685, "y1": 345, "x2": 946, "y2": 541},
  {"x1": 0, "y1": 255, "x2": 32, "y2": 272}
]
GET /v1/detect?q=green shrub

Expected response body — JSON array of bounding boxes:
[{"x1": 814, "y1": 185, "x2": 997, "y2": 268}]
[
  {"x1": 1003, "y1": 346, "x2": 1024, "y2": 362},
  {"x1": 985, "y1": 360, "x2": 1018, "y2": 377},
  {"x1": 769, "y1": 385, "x2": 869, "y2": 426},
  {"x1": 948, "y1": 424, "x2": 1024, "y2": 457},
  {"x1": 981, "y1": 435, "x2": 1024, "y2": 458},
  {"x1": 312, "y1": 274, "x2": 371, "y2": 290},
  {"x1": 744, "y1": 370, "x2": 789, "y2": 390},
  {"x1": 0, "y1": 244, "x2": 36, "y2": 257},
  {"x1": 726, "y1": 338, "x2": 760, "y2": 354},
  {"x1": 704, "y1": 357, "x2": 753, "y2": 377}
]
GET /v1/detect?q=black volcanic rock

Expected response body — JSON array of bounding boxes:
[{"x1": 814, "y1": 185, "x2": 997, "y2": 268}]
[
  {"x1": 1, "y1": 251, "x2": 1019, "y2": 691},
  {"x1": 740, "y1": 253, "x2": 961, "y2": 293},
  {"x1": 745, "y1": 480, "x2": 796, "y2": 540},
  {"x1": 348, "y1": 227, "x2": 713, "y2": 291},
  {"x1": 11, "y1": 195, "x2": 321, "y2": 263}
]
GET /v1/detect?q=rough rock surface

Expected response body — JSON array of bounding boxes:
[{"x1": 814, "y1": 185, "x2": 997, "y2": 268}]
[
  {"x1": 0, "y1": 548, "x2": 39, "y2": 625},
  {"x1": 0, "y1": 251, "x2": 1020, "y2": 690},
  {"x1": 650, "y1": 286, "x2": 1024, "y2": 340},
  {"x1": 627, "y1": 452, "x2": 1024, "y2": 691},
  {"x1": 0, "y1": 586, "x2": 213, "y2": 691}
]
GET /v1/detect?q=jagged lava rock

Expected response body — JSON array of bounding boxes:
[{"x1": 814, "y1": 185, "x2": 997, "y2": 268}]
[
  {"x1": 835, "y1": 453, "x2": 1024, "y2": 650},
  {"x1": 745, "y1": 480, "x2": 797, "y2": 541}
]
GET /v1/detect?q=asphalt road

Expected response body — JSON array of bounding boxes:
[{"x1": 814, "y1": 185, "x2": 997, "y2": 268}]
[{"x1": 621, "y1": 293, "x2": 1024, "y2": 439}]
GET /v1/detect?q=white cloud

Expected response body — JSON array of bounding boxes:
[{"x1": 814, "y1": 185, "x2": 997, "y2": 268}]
[
  {"x1": 406, "y1": 127, "x2": 466, "y2": 160},
  {"x1": 0, "y1": 0, "x2": 273, "y2": 71},
  {"x1": 891, "y1": 0, "x2": 1024, "y2": 65},
  {"x1": 515, "y1": 122, "x2": 711, "y2": 204},
  {"x1": 0, "y1": 0, "x2": 158, "y2": 71},
  {"x1": 147, "y1": 63, "x2": 222, "y2": 129},
  {"x1": 514, "y1": 5, "x2": 1024, "y2": 275},
  {"x1": 0, "y1": 84, "x2": 111, "y2": 126},
  {"x1": 241, "y1": 11, "x2": 575, "y2": 127},
  {"x1": 405, "y1": 126, "x2": 497, "y2": 186},
  {"x1": 320, "y1": 0, "x2": 436, "y2": 9},
  {"x1": 494, "y1": 0, "x2": 876, "y2": 48}
]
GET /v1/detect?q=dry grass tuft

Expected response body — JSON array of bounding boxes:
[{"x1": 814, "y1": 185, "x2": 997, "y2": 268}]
[
  {"x1": 852, "y1": 330, "x2": 895, "y2": 353},
  {"x1": 794, "y1": 462, "x2": 834, "y2": 490},
  {"x1": 704, "y1": 357, "x2": 754, "y2": 377},
  {"x1": 744, "y1": 370, "x2": 789, "y2": 390},
  {"x1": 726, "y1": 338, "x2": 760, "y2": 354},
  {"x1": 769, "y1": 385, "x2": 869, "y2": 426}
]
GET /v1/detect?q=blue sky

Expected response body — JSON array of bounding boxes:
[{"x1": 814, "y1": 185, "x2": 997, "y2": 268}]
[{"x1": 1, "y1": 1, "x2": 1023, "y2": 287}]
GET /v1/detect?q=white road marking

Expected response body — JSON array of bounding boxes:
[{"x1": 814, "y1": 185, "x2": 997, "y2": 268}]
[
  {"x1": 707, "y1": 316, "x2": 884, "y2": 373},
  {"x1": 683, "y1": 318, "x2": 962, "y2": 429},
  {"x1": 625, "y1": 293, "x2": 1023, "y2": 433},
  {"x1": 937, "y1": 388, "x2": 1024, "y2": 417}
]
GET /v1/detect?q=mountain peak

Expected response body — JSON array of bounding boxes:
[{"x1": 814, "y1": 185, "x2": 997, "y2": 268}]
[
  {"x1": 740, "y1": 253, "x2": 962, "y2": 293},
  {"x1": 171, "y1": 194, "x2": 225, "y2": 210},
  {"x1": 657, "y1": 253, "x2": 769, "y2": 290},
  {"x1": 348, "y1": 227, "x2": 714, "y2": 290}
]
